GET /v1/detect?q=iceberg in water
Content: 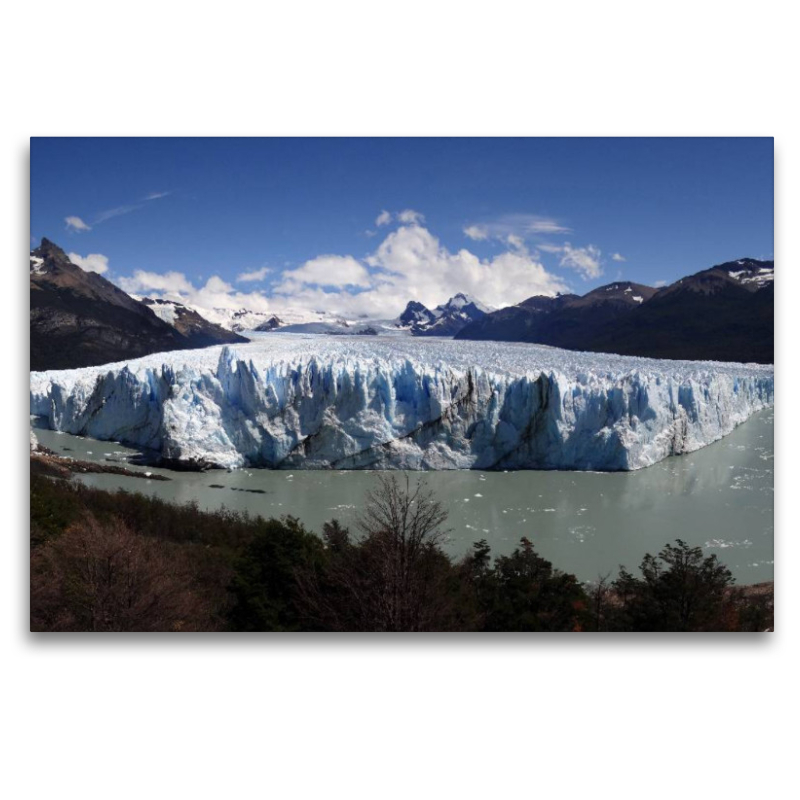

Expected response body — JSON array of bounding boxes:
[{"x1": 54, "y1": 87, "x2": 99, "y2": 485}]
[{"x1": 29, "y1": 335, "x2": 774, "y2": 472}]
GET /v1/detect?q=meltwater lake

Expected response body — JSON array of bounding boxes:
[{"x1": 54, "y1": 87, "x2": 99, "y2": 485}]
[{"x1": 31, "y1": 408, "x2": 774, "y2": 584}]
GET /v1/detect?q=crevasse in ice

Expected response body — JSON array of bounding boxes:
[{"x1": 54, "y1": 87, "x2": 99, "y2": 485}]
[{"x1": 29, "y1": 334, "x2": 774, "y2": 471}]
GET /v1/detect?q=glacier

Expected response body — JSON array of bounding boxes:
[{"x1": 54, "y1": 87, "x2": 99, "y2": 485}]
[{"x1": 29, "y1": 334, "x2": 774, "y2": 472}]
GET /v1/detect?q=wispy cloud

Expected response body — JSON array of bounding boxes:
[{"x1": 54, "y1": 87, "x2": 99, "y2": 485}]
[
  {"x1": 463, "y1": 213, "x2": 570, "y2": 245},
  {"x1": 373, "y1": 209, "x2": 425, "y2": 228},
  {"x1": 559, "y1": 243, "x2": 603, "y2": 280},
  {"x1": 611, "y1": 252, "x2": 626, "y2": 262},
  {"x1": 236, "y1": 266, "x2": 272, "y2": 283},
  {"x1": 463, "y1": 225, "x2": 489, "y2": 241},
  {"x1": 64, "y1": 216, "x2": 91, "y2": 232},
  {"x1": 94, "y1": 204, "x2": 141, "y2": 224},
  {"x1": 654, "y1": 279, "x2": 668, "y2": 288},
  {"x1": 65, "y1": 191, "x2": 171, "y2": 233}
]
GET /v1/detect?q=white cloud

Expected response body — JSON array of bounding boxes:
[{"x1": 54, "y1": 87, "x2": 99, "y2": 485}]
[
  {"x1": 116, "y1": 270, "x2": 278, "y2": 320},
  {"x1": 68, "y1": 252, "x2": 109, "y2": 275},
  {"x1": 559, "y1": 243, "x2": 603, "y2": 280},
  {"x1": 375, "y1": 210, "x2": 392, "y2": 227},
  {"x1": 463, "y1": 213, "x2": 570, "y2": 244},
  {"x1": 64, "y1": 216, "x2": 91, "y2": 232},
  {"x1": 397, "y1": 209, "x2": 425, "y2": 225},
  {"x1": 236, "y1": 266, "x2": 271, "y2": 283},
  {"x1": 94, "y1": 204, "x2": 141, "y2": 224},
  {"x1": 65, "y1": 192, "x2": 170, "y2": 234},
  {"x1": 537, "y1": 242, "x2": 564, "y2": 254},
  {"x1": 463, "y1": 225, "x2": 489, "y2": 241},
  {"x1": 111, "y1": 219, "x2": 572, "y2": 322},
  {"x1": 275, "y1": 255, "x2": 371, "y2": 293},
  {"x1": 117, "y1": 270, "x2": 196, "y2": 295},
  {"x1": 654, "y1": 279, "x2": 668, "y2": 288},
  {"x1": 611, "y1": 252, "x2": 626, "y2": 262},
  {"x1": 361, "y1": 223, "x2": 568, "y2": 313}
]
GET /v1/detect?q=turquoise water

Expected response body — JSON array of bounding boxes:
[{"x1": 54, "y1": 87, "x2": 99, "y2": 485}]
[{"x1": 32, "y1": 409, "x2": 774, "y2": 583}]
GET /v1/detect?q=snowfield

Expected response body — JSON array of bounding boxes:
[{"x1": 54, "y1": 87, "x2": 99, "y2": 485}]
[{"x1": 29, "y1": 335, "x2": 774, "y2": 472}]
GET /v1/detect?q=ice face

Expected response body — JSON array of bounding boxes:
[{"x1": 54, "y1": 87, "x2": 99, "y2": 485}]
[{"x1": 29, "y1": 335, "x2": 774, "y2": 472}]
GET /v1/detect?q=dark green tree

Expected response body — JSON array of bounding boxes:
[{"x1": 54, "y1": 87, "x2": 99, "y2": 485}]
[
  {"x1": 476, "y1": 538, "x2": 588, "y2": 632},
  {"x1": 611, "y1": 539, "x2": 735, "y2": 631},
  {"x1": 227, "y1": 516, "x2": 325, "y2": 631}
]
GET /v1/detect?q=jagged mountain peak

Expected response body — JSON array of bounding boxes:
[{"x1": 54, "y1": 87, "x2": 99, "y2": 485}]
[{"x1": 438, "y1": 293, "x2": 493, "y2": 314}]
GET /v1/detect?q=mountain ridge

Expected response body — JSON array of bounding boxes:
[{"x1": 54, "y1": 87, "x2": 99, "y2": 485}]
[
  {"x1": 30, "y1": 239, "x2": 246, "y2": 371},
  {"x1": 455, "y1": 259, "x2": 773, "y2": 364}
]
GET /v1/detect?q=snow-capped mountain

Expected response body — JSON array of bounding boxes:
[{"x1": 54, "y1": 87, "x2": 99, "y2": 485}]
[
  {"x1": 141, "y1": 298, "x2": 248, "y2": 347},
  {"x1": 183, "y1": 306, "x2": 286, "y2": 333},
  {"x1": 725, "y1": 261, "x2": 774, "y2": 288},
  {"x1": 31, "y1": 336, "x2": 773, "y2": 472},
  {"x1": 396, "y1": 293, "x2": 492, "y2": 336}
]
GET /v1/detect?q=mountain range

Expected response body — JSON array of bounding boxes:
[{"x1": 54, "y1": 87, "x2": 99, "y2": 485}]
[
  {"x1": 455, "y1": 258, "x2": 773, "y2": 364},
  {"x1": 30, "y1": 240, "x2": 774, "y2": 370},
  {"x1": 395, "y1": 293, "x2": 492, "y2": 336}
]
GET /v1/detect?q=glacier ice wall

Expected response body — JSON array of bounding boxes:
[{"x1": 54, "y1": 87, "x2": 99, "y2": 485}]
[{"x1": 29, "y1": 335, "x2": 774, "y2": 471}]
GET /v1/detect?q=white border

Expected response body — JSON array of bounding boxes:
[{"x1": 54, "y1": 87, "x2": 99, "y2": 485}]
[{"x1": 3, "y1": 3, "x2": 796, "y2": 798}]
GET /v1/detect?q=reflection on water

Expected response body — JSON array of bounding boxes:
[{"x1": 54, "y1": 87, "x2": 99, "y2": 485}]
[{"x1": 31, "y1": 409, "x2": 774, "y2": 583}]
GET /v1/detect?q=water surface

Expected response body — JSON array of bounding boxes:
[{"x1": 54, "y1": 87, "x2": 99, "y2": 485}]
[{"x1": 32, "y1": 409, "x2": 774, "y2": 583}]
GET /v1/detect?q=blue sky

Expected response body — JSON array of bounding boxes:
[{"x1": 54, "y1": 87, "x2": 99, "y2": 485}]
[{"x1": 31, "y1": 137, "x2": 773, "y2": 318}]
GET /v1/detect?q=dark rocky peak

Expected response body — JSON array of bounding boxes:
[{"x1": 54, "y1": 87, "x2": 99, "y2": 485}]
[
  {"x1": 518, "y1": 293, "x2": 579, "y2": 312},
  {"x1": 398, "y1": 300, "x2": 436, "y2": 327},
  {"x1": 35, "y1": 237, "x2": 68, "y2": 259},
  {"x1": 254, "y1": 315, "x2": 283, "y2": 332},
  {"x1": 575, "y1": 281, "x2": 657, "y2": 307}
]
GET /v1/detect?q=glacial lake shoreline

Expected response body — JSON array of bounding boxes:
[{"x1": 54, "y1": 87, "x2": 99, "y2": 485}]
[{"x1": 30, "y1": 408, "x2": 774, "y2": 585}]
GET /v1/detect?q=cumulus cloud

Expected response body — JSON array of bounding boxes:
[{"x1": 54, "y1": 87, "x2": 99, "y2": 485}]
[
  {"x1": 559, "y1": 243, "x2": 603, "y2": 280},
  {"x1": 236, "y1": 266, "x2": 271, "y2": 283},
  {"x1": 360, "y1": 223, "x2": 568, "y2": 313},
  {"x1": 116, "y1": 269, "x2": 278, "y2": 321},
  {"x1": 274, "y1": 255, "x2": 371, "y2": 293},
  {"x1": 111, "y1": 218, "x2": 573, "y2": 322},
  {"x1": 67, "y1": 252, "x2": 109, "y2": 274},
  {"x1": 611, "y1": 252, "x2": 626, "y2": 262},
  {"x1": 375, "y1": 210, "x2": 392, "y2": 227},
  {"x1": 65, "y1": 216, "x2": 91, "y2": 232},
  {"x1": 117, "y1": 270, "x2": 196, "y2": 295}
]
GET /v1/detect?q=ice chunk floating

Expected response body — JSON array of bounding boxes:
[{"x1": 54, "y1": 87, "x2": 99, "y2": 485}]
[{"x1": 30, "y1": 335, "x2": 773, "y2": 471}]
